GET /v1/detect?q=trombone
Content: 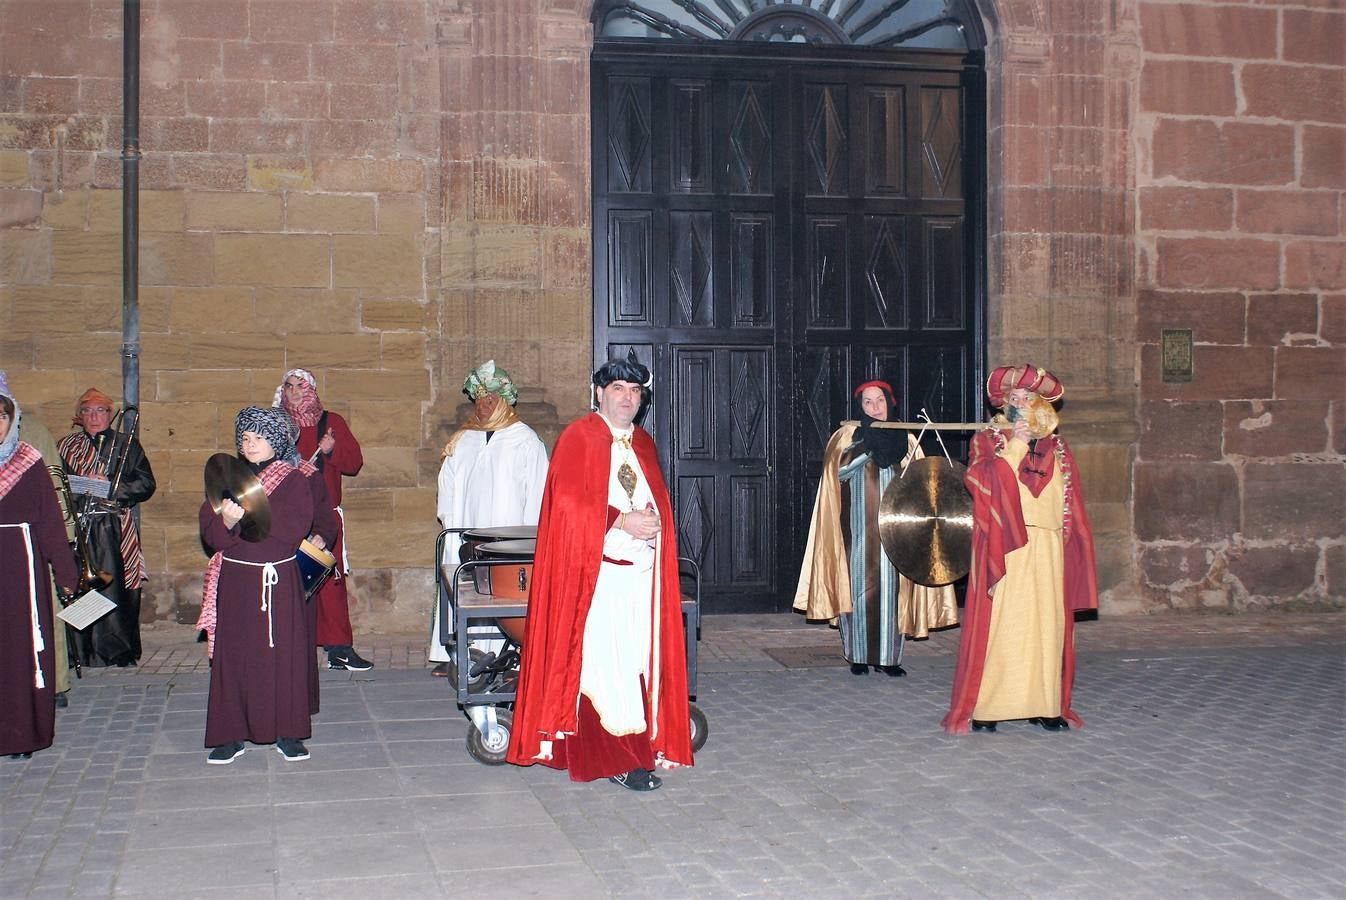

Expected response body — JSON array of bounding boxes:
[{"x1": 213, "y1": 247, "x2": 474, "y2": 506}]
[{"x1": 71, "y1": 405, "x2": 141, "y2": 592}]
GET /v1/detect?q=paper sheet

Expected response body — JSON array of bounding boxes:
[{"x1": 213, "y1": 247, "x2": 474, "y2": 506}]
[{"x1": 56, "y1": 590, "x2": 117, "y2": 630}]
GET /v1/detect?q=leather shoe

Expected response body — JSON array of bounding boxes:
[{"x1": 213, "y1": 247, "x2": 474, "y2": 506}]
[
  {"x1": 971, "y1": 720, "x2": 997, "y2": 733},
  {"x1": 430, "y1": 662, "x2": 451, "y2": 678},
  {"x1": 849, "y1": 663, "x2": 869, "y2": 675},
  {"x1": 55, "y1": 691, "x2": 68, "y2": 709},
  {"x1": 1029, "y1": 716, "x2": 1070, "y2": 732},
  {"x1": 609, "y1": 768, "x2": 662, "y2": 792},
  {"x1": 879, "y1": 665, "x2": 906, "y2": 677}
]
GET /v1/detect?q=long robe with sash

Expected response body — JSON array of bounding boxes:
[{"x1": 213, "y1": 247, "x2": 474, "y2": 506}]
[
  {"x1": 18, "y1": 414, "x2": 76, "y2": 693},
  {"x1": 57, "y1": 428, "x2": 155, "y2": 667},
  {"x1": 942, "y1": 430, "x2": 1098, "y2": 734},
  {"x1": 293, "y1": 411, "x2": 361, "y2": 648},
  {"x1": 200, "y1": 461, "x2": 314, "y2": 748},
  {"x1": 794, "y1": 424, "x2": 959, "y2": 665},
  {"x1": 507, "y1": 413, "x2": 692, "y2": 777},
  {"x1": 0, "y1": 443, "x2": 78, "y2": 755},
  {"x1": 430, "y1": 420, "x2": 548, "y2": 661}
]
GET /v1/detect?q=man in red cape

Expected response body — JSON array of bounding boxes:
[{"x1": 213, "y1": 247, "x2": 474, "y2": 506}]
[
  {"x1": 507, "y1": 356, "x2": 692, "y2": 790},
  {"x1": 942, "y1": 364, "x2": 1098, "y2": 736}
]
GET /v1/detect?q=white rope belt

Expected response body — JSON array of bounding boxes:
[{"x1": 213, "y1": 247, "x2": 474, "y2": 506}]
[
  {"x1": 221, "y1": 556, "x2": 294, "y2": 649},
  {"x1": 0, "y1": 523, "x2": 46, "y2": 689}
]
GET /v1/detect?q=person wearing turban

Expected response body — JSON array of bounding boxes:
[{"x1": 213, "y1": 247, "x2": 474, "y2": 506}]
[
  {"x1": 793, "y1": 379, "x2": 959, "y2": 675},
  {"x1": 273, "y1": 368, "x2": 370, "y2": 672},
  {"x1": 0, "y1": 373, "x2": 78, "y2": 759},
  {"x1": 199, "y1": 407, "x2": 315, "y2": 764},
  {"x1": 430, "y1": 360, "x2": 548, "y2": 675},
  {"x1": 56, "y1": 388, "x2": 156, "y2": 668},
  {"x1": 942, "y1": 364, "x2": 1098, "y2": 735}
]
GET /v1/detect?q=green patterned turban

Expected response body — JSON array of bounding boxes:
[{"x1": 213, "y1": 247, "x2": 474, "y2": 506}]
[{"x1": 462, "y1": 360, "x2": 518, "y2": 406}]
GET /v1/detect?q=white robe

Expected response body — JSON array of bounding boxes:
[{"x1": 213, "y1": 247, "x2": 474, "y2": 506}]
[{"x1": 430, "y1": 420, "x2": 548, "y2": 661}]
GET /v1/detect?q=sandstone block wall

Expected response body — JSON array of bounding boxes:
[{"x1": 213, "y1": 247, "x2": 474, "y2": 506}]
[
  {"x1": 1134, "y1": 0, "x2": 1345, "y2": 609},
  {"x1": 1, "y1": 0, "x2": 579, "y2": 632}
]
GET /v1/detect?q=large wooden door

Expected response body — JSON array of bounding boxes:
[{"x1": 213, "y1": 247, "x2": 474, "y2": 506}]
[{"x1": 593, "y1": 43, "x2": 982, "y2": 613}]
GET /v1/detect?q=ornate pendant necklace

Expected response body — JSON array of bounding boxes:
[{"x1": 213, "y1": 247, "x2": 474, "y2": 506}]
[{"x1": 615, "y1": 434, "x2": 638, "y2": 504}]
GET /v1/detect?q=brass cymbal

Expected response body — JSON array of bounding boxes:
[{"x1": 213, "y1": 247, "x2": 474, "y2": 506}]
[
  {"x1": 204, "y1": 452, "x2": 271, "y2": 542},
  {"x1": 878, "y1": 456, "x2": 973, "y2": 587}
]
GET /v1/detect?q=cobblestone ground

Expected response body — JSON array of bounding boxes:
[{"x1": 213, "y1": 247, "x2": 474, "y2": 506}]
[{"x1": 0, "y1": 616, "x2": 1342, "y2": 898}]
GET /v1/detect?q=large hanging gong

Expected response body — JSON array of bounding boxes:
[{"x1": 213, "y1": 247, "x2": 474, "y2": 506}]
[{"x1": 878, "y1": 456, "x2": 973, "y2": 587}]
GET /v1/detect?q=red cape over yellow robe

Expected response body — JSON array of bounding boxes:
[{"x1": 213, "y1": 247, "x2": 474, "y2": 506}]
[
  {"x1": 507, "y1": 413, "x2": 693, "y2": 768},
  {"x1": 942, "y1": 429, "x2": 1098, "y2": 735}
]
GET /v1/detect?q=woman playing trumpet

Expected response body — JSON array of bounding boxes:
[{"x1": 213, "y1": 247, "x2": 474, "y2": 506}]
[{"x1": 57, "y1": 388, "x2": 155, "y2": 668}]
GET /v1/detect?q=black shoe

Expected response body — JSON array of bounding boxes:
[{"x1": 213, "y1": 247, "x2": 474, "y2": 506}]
[
  {"x1": 971, "y1": 720, "x2": 998, "y2": 733},
  {"x1": 55, "y1": 691, "x2": 68, "y2": 709},
  {"x1": 327, "y1": 647, "x2": 373, "y2": 671},
  {"x1": 7, "y1": 753, "x2": 34, "y2": 760},
  {"x1": 1028, "y1": 716, "x2": 1070, "y2": 732},
  {"x1": 849, "y1": 663, "x2": 869, "y2": 675},
  {"x1": 207, "y1": 742, "x2": 245, "y2": 765},
  {"x1": 879, "y1": 665, "x2": 907, "y2": 677},
  {"x1": 275, "y1": 738, "x2": 310, "y2": 761},
  {"x1": 609, "y1": 768, "x2": 662, "y2": 792}
]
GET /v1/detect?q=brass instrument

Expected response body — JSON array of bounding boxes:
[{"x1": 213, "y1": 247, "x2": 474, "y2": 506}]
[
  {"x1": 47, "y1": 462, "x2": 85, "y2": 678},
  {"x1": 72, "y1": 405, "x2": 141, "y2": 590}
]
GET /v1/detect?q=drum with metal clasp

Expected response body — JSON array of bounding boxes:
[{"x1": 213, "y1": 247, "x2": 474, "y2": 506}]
[
  {"x1": 295, "y1": 538, "x2": 337, "y2": 599},
  {"x1": 459, "y1": 526, "x2": 537, "y2": 592},
  {"x1": 474, "y1": 538, "x2": 535, "y2": 644}
]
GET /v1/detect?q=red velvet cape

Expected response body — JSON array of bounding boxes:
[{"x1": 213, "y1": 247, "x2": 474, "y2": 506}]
[
  {"x1": 942, "y1": 430, "x2": 1098, "y2": 735},
  {"x1": 507, "y1": 413, "x2": 693, "y2": 768}
]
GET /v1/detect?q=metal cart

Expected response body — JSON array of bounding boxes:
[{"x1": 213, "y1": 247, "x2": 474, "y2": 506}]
[{"x1": 433, "y1": 529, "x2": 707, "y2": 764}]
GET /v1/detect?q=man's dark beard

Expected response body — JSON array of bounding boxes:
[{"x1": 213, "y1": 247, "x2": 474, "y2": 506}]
[{"x1": 856, "y1": 414, "x2": 905, "y2": 468}]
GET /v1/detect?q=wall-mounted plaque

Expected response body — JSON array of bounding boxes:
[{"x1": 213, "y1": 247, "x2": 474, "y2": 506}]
[{"x1": 1161, "y1": 329, "x2": 1193, "y2": 383}]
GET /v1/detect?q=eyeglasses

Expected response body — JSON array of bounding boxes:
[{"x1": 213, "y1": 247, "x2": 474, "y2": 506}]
[{"x1": 79, "y1": 406, "x2": 112, "y2": 415}]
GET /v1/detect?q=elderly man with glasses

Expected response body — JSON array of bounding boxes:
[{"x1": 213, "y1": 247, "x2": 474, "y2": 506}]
[{"x1": 56, "y1": 388, "x2": 156, "y2": 668}]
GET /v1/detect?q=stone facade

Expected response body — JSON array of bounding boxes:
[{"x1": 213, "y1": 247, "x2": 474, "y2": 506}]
[
  {"x1": 1, "y1": 0, "x2": 1340, "y2": 630},
  {"x1": 1132, "y1": 0, "x2": 1345, "y2": 609}
]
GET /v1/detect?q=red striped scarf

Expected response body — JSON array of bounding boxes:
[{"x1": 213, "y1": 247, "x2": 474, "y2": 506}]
[
  {"x1": 0, "y1": 442, "x2": 41, "y2": 501},
  {"x1": 57, "y1": 431, "x2": 146, "y2": 590},
  {"x1": 195, "y1": 461, "x2": 296, "y2": 657}
]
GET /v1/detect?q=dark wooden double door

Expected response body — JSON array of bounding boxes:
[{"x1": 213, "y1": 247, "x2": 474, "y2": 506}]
[{"x1": 593, "y1": 44, "x2": 982, "y2": 613}]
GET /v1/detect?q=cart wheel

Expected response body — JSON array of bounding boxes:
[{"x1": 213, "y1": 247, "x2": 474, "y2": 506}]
[
  {"x1": 445, "y1": 647, "x2": 489, "y2": 693},
  {"x1": 465, "y1": 708, "x2": 513, "y2": 766},
  {"x1": 688, "y1": 702, "x2": 708, "y2": 752}
]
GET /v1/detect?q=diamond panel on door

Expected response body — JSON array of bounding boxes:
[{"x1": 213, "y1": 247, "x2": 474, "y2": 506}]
[
  {"x1": 670, "y1": 211, "x2": 714, "y2": 327},
  {"x1": 920, "y1": 86, "x2": 962, "y2": 199},
  {"x1": 608, "y1": 77, "x2": 652, "y2": 193},
  {"x1": 728, "y1": 349, "x2": 768, "y2": 461},
  {"x1": 805, "y1": 83, "x2": 848, "y2": 197},
  {"x1": 676, "y1": 475, "x2": 716, "y2": 577},
  {"x1": 728, "y1": 81, "x2": 772, "y2": 195},
  {"x1": 864, "y1": 215, "x2": 908, "y2": 330}
]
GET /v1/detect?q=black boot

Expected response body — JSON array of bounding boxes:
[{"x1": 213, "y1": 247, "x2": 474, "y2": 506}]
[{"x1": 849, "y1": 663, "x2": 869, "y2": 675}]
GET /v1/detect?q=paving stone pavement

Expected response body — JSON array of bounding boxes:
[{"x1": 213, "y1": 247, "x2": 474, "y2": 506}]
[{"x1": 1, "y1": 614, "x2": 1342, "y2": 899}]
